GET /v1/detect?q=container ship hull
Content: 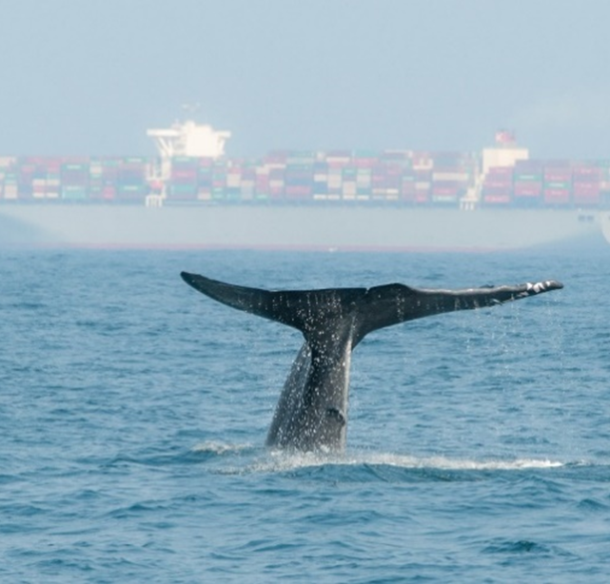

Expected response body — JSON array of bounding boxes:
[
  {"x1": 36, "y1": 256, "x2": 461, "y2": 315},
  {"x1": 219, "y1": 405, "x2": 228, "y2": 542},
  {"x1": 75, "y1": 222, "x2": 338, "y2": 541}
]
[{"x1": 0, "y1": 203, "x2": 602, "y2": 251}]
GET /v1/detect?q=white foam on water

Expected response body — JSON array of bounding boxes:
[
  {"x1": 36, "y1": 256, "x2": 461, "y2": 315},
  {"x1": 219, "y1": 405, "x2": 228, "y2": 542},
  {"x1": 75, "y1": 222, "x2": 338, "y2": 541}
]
[
  {"x1": 191, "y1": 441, "x2": 255, "y2": 456},
  {"x1": 354, "y1": 452, "x2": 565, "y2": 471},
  {"x1": 193, "y1": 441, "x2": 567, "y2": 475},
  {"x1": 244, "y1": 450, "x2": 565, "y2": 474}
]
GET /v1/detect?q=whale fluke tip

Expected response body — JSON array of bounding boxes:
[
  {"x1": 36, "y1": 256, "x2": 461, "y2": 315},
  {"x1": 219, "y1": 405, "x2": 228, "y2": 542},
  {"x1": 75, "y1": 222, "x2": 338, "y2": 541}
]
[{"x1": 181, "y1": 271, "x2": 196, "y2": 284}]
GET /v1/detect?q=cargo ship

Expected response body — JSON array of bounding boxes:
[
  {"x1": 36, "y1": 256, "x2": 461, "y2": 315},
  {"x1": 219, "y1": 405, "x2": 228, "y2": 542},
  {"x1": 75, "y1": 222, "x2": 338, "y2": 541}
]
[{"x1": 0, "y1": 123, "x2": 607, "y2": 251}]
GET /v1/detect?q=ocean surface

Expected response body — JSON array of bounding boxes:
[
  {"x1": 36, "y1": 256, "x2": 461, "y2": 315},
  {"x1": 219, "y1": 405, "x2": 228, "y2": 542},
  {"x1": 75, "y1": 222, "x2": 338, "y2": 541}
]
[{"x1": 1, "y1": 245, "x2": 610, "y2": 583}]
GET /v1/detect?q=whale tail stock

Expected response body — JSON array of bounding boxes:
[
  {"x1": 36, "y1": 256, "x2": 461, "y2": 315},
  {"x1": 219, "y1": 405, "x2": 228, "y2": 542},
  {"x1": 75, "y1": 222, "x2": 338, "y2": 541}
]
[{"x1": 180, "y1": 272, "x2": 562, "y2": 345}]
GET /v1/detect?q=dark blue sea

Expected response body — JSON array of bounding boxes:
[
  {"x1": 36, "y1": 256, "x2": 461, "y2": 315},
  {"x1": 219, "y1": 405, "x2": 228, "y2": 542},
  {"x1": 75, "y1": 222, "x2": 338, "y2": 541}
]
[{"x1": 2, "y1": 246, "x2": 610, "y2": 583}]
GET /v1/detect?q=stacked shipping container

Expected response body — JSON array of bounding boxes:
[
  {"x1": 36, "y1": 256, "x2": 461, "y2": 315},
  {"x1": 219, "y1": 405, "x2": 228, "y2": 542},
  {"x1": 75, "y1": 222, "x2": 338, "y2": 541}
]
[
  {"x1": 431, "y1": 152, "x2": 474, "y2": 205},
  {"x1": 543, "y1": 161, "x2": 572, "y2": 206},
  {"x1": 90, "y1": 158, "x2": 120, "y2": 201},
  {"x1": 572, "y1": 164, "x2": 602, "y2": 206},
  {"x1": 1, "y1": 153, "x2": 609, "y2": 208},
  {"x1": 61, "y1": 159, "x2": 89, "y2": 201},
  {"x1": 169, "y1": 157, "x2": 199, "y2": 200},
  {"x1": 481, "y1": 166, "x2": 513, "y2": 205},
  {"x1": 512, "y1": 160, "x2": 544, "y2": 205}
]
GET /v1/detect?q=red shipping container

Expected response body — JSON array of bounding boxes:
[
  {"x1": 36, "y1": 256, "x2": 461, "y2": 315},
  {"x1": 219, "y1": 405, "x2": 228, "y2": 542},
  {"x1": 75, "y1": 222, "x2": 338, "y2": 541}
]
[
  {"x1": 414, "y1": 192, "x2": 430, "y2": 204},
  {"x1": 573, "y1": 183, "x2": 600, "y2": 195},
  {"x1": 285, "y1": 186, "x2": 312, "y2": 198},
  {"x1": 326, "y1": 160, "x2": 350, "y2": 170},
  {"x1": 484, "y1": 179, "x2": 513, "y2": 189},
  {"x1": 198, "y1": 157, "x2": 214, "y2": 168},
  {"x1": 171, "y1": 169, "x2": 197, "y2": 180},
  {"x1": 514, "y1": 182, "x2": 542, "y2": 197},
  {"x1": 572, "y1": 166, "x2": 601, "y2": 181},
  {"x1": 90, "y1": 186, "x2": 116, "y2": 200},
  {"x1": 544, "y1": 188, "x2": 571, "y2": 205},
  {"x1": 483, "y1": 193, "x2": 512, "y2": 205},
  {"x1": 432, "y1": 185, "x2": 459, "y2": 196},
  {"x1": 255, "y1": 177, "x2": 269, "y2": 190},
  {"x1": 353, "y1": 157, "x2": 376, "y2": 168},
  {"x1": 544, "y1": 170, "x2": 572, "y2": 182},
  {"x1": 573, "y1": 183, "x2": 600, "y2": 206}
]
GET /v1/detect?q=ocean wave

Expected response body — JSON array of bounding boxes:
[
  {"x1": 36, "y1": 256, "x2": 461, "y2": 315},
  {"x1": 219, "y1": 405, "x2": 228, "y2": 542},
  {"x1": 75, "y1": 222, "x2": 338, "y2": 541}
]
[{"x1": 481, "y1": 538, "x2": 576, "y2": 558}]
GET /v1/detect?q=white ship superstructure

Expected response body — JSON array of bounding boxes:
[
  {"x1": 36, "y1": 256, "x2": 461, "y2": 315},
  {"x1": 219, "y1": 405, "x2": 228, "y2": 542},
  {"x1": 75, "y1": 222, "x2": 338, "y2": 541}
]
[{"x1": 146, "y1": 119, "x2": 231, "y2": 206}]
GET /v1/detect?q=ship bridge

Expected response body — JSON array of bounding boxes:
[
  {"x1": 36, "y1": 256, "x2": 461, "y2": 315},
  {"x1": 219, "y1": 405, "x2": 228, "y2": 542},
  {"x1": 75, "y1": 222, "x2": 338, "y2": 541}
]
[
  {"x1": 147, "y1": 120, "x2": 231, "y2": 159},
  {"x1": 146, "y1": 119, "x2": 231, "y2": 206}
]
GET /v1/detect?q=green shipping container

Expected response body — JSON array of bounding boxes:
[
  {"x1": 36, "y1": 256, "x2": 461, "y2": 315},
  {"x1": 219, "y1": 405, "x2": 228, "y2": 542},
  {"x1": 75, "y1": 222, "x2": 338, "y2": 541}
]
[{"x1": 61, "y1": 187, "x2": 88, "y2": 200}]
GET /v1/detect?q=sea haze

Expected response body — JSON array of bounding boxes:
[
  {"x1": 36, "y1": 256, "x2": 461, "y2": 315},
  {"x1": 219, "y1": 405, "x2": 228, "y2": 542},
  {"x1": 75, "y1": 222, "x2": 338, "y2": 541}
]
[{"x1": 1, "y1": 247, "x2": 609, "y2": 583}]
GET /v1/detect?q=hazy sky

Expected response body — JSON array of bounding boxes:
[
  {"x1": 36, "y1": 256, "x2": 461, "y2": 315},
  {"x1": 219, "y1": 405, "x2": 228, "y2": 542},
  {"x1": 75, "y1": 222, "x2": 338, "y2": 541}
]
[{"x1": 2, "y1": 1, "x2": 609, "y2": 159}]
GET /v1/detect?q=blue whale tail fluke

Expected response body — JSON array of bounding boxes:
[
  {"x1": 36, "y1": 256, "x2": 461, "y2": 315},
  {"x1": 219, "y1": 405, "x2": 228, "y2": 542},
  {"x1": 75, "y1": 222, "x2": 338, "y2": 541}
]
[{"x1": 180, "y1": 271, "x2": 562, "y2": 347}]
